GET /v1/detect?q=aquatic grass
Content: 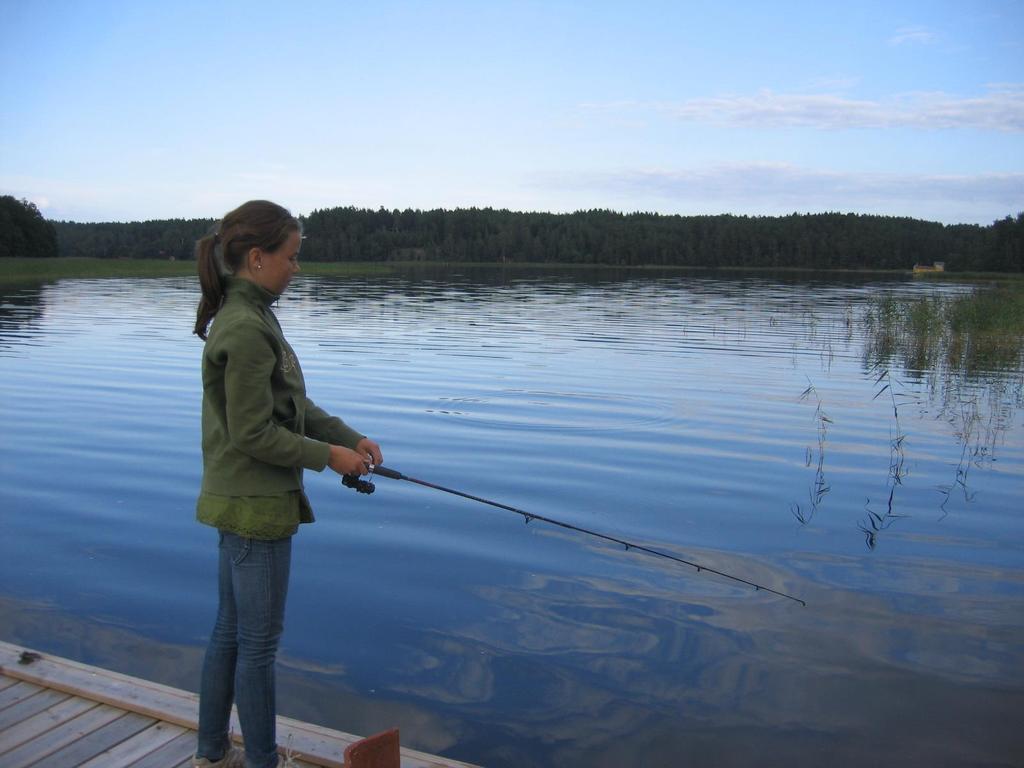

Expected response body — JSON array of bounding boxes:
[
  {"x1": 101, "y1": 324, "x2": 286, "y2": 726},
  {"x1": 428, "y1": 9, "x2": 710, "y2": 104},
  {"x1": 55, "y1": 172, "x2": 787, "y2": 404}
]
[
  {"x1": 861, "y1": 288, "x2": 1020, "y2": 534},
  {"x1": 863, "y1": 284, "x2": 1023, "y2": 496},
  {"x1": 857, "y1": 365, "x2": 915, "y2": 549},
  {"x1": 943, "y1": 286, "x2": 1024, "y2": 375},
  {"x1": 938, "y1": 396, "x2": 987, "y2": 515},
  {"x1": 869, "y1": 364, "x2": 913, "y2": 486},
  {"x1": 792, "y1": 371, "x2": 913, "y2": 550},
  {"x1": 864, "y1": 282, "x2": 1024, "y2": 377},
  {"x1": 859, "y1": 489, "x2": 907, "y2": 550},
  {"x1": 949, "y1": 283, "x2": 1024, "y2": 333},
  {"x1": 793, "y1": 379, "x2": 831, "y2": 525}
]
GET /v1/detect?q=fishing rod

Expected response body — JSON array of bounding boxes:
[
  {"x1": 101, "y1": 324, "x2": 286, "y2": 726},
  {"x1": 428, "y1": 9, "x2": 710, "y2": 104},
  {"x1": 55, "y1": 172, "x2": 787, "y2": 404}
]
[{"x1": 343, "y1": 466, "x2": 806, "y2": 607}]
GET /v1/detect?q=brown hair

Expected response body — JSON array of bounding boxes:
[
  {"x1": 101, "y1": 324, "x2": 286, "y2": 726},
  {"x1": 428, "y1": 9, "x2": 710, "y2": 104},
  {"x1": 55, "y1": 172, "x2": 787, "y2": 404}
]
[{"x1": 193, "y1": 200, "x2": 301, "y2": 339}]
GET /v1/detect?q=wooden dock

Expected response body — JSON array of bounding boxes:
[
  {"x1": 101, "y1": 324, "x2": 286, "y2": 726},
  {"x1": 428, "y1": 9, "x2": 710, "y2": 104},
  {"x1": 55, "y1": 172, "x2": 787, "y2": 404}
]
[{"x1": 0, "y1": 641, "x2": 479, "y2": 768}]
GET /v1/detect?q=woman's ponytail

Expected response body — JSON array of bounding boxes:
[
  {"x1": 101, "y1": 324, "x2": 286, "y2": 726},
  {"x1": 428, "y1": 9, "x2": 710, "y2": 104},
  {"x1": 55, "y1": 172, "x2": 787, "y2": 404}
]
[
  {"x1": 193, "y1": 232, "x2": 225, "y2": 340},
  {"x1": 193, "y1": 201, "x2": 300, "y2": 341}
]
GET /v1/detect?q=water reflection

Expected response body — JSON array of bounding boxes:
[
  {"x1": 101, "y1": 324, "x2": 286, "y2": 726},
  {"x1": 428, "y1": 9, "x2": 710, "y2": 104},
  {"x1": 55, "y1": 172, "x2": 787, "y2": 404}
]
[
  {"x1": 0, "y1": 270, "x2": 1022, "y2": 767},
  {"x1": 0, "y1": 283, "x2": 47, "y2": 354},
  {"x1": 338, "y1": 550, "x2": 1023, "y2": 767}
]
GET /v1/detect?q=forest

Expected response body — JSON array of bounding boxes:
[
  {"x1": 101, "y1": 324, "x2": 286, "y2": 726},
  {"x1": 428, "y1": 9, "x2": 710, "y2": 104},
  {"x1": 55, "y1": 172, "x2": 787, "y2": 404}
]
[
  {"x1": 0, "y1": 196, "x2": 58, "y2": 259},
  {"x1": 3, "y1": 197, "x2": 1022, "y2": 273}
]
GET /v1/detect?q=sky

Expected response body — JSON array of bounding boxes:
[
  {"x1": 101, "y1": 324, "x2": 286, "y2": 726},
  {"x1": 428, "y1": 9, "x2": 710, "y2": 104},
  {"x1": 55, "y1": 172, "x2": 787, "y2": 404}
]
[{"x1": 1, "y1": 0, "x2": 1022, "y2": 224}]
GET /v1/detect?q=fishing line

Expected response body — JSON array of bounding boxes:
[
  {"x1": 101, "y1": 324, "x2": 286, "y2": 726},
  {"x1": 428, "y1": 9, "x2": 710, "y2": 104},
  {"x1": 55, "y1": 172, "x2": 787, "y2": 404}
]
[{"x1": 343, "y1": 464, "x2": 806, "y2": 607}]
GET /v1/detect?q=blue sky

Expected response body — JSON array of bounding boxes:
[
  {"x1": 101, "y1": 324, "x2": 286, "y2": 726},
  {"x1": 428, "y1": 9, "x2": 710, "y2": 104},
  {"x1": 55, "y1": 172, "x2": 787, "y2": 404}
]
[{"x1": 1, "y1": 0, "x2": 1022, "y2": 224}]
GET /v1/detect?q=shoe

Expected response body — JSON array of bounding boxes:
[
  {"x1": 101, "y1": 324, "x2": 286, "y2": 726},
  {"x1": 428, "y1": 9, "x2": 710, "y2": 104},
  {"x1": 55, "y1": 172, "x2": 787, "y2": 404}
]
[{"x1": 192, "y1": 744, "x2": 245, "y2": 768}]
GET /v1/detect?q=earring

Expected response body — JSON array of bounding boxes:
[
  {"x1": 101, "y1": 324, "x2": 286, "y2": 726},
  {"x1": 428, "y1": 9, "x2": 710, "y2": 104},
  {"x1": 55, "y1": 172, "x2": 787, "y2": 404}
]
[{"x1": 256, "y1": 263, "x2": 262, "y2": 270}]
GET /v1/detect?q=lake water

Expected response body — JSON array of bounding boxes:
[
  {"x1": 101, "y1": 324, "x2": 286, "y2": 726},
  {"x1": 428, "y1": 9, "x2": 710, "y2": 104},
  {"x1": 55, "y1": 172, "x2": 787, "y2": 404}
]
[{"x1": 1, "y1": 268, "x2": 1022, "y2": 767}]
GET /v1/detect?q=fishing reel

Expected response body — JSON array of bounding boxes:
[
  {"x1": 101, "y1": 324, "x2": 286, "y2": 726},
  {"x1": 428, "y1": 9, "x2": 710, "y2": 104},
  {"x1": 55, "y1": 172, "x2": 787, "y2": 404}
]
[{"x1": 342, "y1": 473, "x2": 376, "y2": 494}]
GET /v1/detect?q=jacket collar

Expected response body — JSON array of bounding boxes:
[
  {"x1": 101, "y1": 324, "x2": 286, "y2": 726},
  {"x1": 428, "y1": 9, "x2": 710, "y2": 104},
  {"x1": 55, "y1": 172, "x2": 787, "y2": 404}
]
[{"x1": 225, "y1": 276, "x2": 279, "y2": 307}]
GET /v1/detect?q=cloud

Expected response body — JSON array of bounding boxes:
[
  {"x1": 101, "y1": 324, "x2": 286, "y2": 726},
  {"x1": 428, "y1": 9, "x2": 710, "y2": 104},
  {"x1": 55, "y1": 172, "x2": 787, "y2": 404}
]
[
  {"x1": 540, "y1": 163, "x2": 1024, "y2": 223},
  {"x1": 584, "y1": 87, "x2": 1024, "y2": 132},
  {"x1": 601, "y1": 163, "x2": 1024, "y2": 203},
  {"x1": 888, "y1": 26, "x2": 938, "y2": 46}
]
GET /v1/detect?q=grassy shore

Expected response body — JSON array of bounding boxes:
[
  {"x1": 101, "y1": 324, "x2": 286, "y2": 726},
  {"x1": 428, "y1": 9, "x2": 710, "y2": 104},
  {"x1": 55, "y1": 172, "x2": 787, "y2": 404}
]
[
  {"x1": 2, "y1": 256, "x2": 1022, "y2": 286},
  {"x1": 0, "y1": 257, "x2": 197, "y2": 283},
  {"x1": 0, "y1": 257, "x2": 401, "y2": 285}
]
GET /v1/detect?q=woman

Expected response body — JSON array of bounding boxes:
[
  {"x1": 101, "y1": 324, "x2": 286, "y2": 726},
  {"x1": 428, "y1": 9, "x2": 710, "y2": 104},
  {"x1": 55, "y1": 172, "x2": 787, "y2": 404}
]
[{"x1": 192, "y1": 200, "x2": 382, "y2": 768}]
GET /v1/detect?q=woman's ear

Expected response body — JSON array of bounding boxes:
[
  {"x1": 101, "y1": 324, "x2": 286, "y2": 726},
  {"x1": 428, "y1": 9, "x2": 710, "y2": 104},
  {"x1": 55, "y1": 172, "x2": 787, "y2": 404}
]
[{"x1": 248, "y1": 247, "x2": 262, "y2": 272}]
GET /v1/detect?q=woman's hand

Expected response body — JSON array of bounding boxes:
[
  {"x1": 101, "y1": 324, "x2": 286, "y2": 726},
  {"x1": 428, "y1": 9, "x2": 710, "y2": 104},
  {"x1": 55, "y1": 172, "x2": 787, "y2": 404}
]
[
  {"x1": 327, "y1": 438, "x2": 383, "y2": 477},
  {"x1": 328, "y1": 445, "x2": 371, "y2": 476},
  {"x1": 355, "y1": 437, "x2": 383, "y2": 467}
]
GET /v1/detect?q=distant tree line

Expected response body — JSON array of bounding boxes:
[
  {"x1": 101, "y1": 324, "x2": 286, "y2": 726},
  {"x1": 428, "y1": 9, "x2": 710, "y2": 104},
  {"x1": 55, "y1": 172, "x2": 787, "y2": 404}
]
[
  {"x1": 0, "y1": 196, "x2": 58, "y2": 259},
  {"x1": 8, "y1": 203, "x2": 1024, "y2": 272},
  {"x1": 53, "y1": 217, "x2": 214, "y2": 261},
  {"x1": 299, "y1": 207, "x2": 1023, "y2": 272}
]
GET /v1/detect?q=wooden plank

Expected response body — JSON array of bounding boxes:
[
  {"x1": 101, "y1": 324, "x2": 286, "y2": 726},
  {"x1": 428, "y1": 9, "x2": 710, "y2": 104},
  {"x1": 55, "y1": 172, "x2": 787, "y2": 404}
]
[
  {"x1": 29, "y1": 711, "x2": 155, "y2": 768},
  {"x1": 0, "y1": 688, "x2": 69, "y2": 731},
  {"x1": 0, "y1": 642, "x2": 200, "y2": 730},
  {"x1": 276, "y1": 716, "x2": 479, "y2": 768},
  {"x1": 0, "y1": 643, "x2": 201, "y2": 733},
  {"x1": 0, "y1": 696, "x2": 97, "y2": 756},
  {"x1": 0, "y1": 681, "x2": 44, "y2": 712},
  {"x1": 139, "y1": 740, "x2": 318, "y2": 768},
  {"x1": 123, "y1": 730, "x2": 196, "y2": 768},
  {"x1": 77, "y1": 720, "x2": 187, "y2": 768},
  {"x1": 0, "y1": 674, "x2": 21, "y2": 692},
  {"x1": 0, "y1": 642, "x2": 481, "y2": 768},
  {"x1": 1, "y1": 703, "x2": 125, "y2": 768}
]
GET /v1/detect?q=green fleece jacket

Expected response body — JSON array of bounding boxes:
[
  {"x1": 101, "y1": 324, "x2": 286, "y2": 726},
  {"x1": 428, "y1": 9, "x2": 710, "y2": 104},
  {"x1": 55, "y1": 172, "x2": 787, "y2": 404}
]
[{"x1": 198, "y1": 277, "x2": 364, "y2": 499}]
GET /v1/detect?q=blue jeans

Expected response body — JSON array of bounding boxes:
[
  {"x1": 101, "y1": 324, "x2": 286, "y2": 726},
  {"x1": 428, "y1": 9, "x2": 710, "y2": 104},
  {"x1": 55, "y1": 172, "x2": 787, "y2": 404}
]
[{"x1": 197, "y1": 532, "x2": 292, "y2": 768}]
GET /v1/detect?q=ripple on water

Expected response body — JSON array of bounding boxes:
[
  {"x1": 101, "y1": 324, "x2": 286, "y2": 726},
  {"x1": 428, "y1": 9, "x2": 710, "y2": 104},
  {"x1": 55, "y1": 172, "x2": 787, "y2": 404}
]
[
  {"x1": 1, "y1": 271, "x2": 1022, "y2": 768},
  {"x1": 425, "y1": 389, "x2": 682, "y2": 433}
]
